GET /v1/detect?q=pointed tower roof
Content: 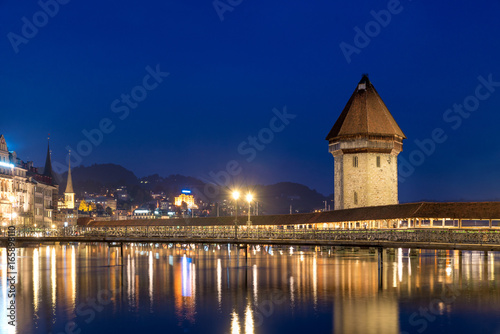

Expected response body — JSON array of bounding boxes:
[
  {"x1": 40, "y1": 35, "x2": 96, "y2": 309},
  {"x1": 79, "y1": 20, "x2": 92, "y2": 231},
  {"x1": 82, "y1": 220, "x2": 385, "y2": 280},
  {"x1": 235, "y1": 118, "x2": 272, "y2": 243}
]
[
  {"x1": 43, "y1": 138, "x2": 58, "y2": 185},
  {"x1": 65, "y1": 152, "x2": 74, "y2": 193},
  {"x1": 326, "y1": 75, "x2": 406, "y2": 141},
  {"x1": 0, "y1": 134, "x2": 8, "y2": 152}
]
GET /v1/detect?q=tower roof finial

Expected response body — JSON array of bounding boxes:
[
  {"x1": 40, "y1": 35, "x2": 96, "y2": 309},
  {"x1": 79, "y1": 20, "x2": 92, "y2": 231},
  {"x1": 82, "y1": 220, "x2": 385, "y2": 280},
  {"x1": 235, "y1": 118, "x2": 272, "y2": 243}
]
[{"x1": 65, "y1": 150, "x2": 74, "y2": 194}]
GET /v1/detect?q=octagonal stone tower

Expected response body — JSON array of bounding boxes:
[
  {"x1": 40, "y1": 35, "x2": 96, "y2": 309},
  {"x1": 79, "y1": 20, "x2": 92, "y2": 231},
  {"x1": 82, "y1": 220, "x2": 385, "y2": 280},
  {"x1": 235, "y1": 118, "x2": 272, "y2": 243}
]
[{"x1": 326, "y1": 75, "x2": 406, "y2": 210}]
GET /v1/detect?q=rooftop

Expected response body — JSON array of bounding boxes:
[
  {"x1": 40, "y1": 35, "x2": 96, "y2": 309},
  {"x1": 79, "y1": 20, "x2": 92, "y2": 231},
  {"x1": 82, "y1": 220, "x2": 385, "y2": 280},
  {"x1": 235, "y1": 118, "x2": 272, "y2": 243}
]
[{"x1": 326, "y1": 75, "x2": 406, "y2": 141}]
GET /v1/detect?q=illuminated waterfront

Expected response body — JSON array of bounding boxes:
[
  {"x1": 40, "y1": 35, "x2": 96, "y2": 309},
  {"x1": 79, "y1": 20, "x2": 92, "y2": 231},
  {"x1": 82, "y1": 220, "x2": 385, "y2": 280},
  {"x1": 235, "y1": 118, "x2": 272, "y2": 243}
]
[{"x1": 1, "y1": 244, "x2": 500, "y2": 333}]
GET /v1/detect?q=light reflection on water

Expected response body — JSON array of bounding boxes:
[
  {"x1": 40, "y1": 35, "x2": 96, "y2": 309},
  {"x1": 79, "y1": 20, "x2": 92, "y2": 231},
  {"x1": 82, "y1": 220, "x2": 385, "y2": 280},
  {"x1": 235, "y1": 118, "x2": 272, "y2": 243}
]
[{"x1": 0, "y1": 244, "x2": 499, "y2": 333}]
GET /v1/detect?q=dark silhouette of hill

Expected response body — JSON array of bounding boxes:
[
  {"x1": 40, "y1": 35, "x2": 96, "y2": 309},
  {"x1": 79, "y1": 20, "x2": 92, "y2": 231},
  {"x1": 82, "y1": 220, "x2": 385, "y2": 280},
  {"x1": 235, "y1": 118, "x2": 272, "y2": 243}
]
[
  {"x1": 255, "y1": 182, "x2": 327, "y2": 215},
  {"x1": 59, "y1": 163, "x2": 138, "y2": 195},
  {"x1": 139, "y1": 174, "x2": 206, "y2": 199},
  {"x1": 57, "y1": 163, "x2": 329, "y2": 213}
]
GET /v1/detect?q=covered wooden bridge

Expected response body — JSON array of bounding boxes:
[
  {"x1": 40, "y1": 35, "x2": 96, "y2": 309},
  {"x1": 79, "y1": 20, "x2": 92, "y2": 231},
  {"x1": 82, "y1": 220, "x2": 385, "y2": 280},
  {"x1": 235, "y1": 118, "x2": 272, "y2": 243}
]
[{"x1": 78, "y1": 201, "x2": 500, "y2": 230}]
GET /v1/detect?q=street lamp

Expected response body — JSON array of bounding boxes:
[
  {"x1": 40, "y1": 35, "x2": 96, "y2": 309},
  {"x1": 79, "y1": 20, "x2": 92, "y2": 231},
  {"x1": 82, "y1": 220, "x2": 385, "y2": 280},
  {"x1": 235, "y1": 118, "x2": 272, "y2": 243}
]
[
  {"x1": 246, "y1": 193, "x2": 253, "y2": 226},
  {"x1": 232, "y1": 191, "x2": 240, "y2": 239}
]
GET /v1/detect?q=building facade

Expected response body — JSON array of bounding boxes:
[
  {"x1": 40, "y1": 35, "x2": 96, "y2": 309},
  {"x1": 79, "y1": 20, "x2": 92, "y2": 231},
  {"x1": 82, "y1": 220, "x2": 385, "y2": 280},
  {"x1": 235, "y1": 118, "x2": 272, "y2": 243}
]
[
  {"x1": 326, "y1": 75, "x2": 406, "y2": 210},
  {"x1": 57, "y1": 152, "x2": 78, "y2": 227},
  {"x1": 0, "y1": 134, "x2": 58, "y2": 229}
]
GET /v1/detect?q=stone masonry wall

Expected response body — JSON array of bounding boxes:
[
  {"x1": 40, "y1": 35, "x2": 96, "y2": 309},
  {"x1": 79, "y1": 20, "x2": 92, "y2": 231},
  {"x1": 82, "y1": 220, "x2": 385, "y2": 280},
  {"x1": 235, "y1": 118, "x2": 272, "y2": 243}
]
[{"x1": 334, "y1": 152, "x2": 399, "y2": 209}]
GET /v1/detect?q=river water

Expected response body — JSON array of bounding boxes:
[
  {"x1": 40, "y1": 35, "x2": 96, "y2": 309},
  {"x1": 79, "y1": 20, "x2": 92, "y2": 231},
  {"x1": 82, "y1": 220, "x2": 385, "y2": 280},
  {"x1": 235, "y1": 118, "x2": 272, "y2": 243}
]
[{"x1": 1, "y1": 243, "x2": 499, "y2": 333}]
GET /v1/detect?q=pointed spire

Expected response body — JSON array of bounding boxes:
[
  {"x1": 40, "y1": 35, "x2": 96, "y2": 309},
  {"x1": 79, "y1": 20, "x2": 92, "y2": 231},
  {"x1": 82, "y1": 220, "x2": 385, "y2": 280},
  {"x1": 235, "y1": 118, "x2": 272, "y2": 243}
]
[
  {"x1": 65, "y1": 150, "x2": 74, "y2": 194},
  {"x1": 43, "y1": 135, "x2": 56, "y2": 185},
  {"x1": 325, "y1": 74, "x2": 406, "y2": 141}
]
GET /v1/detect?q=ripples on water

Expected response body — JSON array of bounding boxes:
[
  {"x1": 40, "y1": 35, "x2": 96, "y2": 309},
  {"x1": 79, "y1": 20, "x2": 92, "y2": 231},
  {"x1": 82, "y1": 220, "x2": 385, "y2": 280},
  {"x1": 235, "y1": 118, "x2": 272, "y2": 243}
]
[{"x1": 1, "y1": 243, "x2": 500, "y2": 333}]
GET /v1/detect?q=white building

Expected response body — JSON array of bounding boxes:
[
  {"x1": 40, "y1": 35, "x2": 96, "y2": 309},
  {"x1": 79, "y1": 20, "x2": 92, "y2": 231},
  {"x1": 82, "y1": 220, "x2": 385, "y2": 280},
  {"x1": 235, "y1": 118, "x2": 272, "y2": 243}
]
[{"x1": 0, "y1": 135, "x2": 58, "y2": 229}]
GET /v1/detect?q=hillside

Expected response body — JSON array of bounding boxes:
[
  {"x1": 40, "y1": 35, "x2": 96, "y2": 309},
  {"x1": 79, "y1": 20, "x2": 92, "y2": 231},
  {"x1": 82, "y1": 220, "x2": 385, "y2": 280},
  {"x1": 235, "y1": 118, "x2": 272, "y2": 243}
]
[
  {"x1": 57, "y1": 163, "x2": 329, "y2": 214},
  {"x1": 58, "y1": 163, "x2": 139, "y2": 195}
]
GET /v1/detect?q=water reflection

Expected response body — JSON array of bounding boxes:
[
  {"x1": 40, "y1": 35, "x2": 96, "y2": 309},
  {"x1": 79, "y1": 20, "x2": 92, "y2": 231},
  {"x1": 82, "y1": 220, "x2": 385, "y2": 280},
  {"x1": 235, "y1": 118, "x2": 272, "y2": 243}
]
[
  {"x1": 33, "y1": 247, "x2": 39, "y2": 314},
  {"x1": 51, "y1": 247, "x2": 56, "y2": 314},
  {"x1": 0, "y1": 249, "x2": 16, "y2": 334},
  {"x1": 2, "y1": 244, "x2": 500, "y2": 333},
  {"x1": 231, "y1": 310, "x2": 240, "y2": 334}
]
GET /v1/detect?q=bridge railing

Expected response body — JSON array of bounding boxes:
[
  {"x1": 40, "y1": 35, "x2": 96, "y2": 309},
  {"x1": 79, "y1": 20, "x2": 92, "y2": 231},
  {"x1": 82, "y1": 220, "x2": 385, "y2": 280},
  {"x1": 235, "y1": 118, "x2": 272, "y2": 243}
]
[{"x1": 5, "y1": 226, "x2": 500, "y2": 245}]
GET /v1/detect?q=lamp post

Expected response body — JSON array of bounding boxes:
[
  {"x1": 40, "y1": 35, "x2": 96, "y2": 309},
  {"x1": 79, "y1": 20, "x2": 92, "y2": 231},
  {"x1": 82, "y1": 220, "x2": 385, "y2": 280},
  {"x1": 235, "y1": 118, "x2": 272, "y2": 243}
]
[
  {"x1": 246, "y1": 193, "x2": 253, "y2": 226},
  {"x1": 232, "y1": 191, "x2": 240, "y2": 239}
]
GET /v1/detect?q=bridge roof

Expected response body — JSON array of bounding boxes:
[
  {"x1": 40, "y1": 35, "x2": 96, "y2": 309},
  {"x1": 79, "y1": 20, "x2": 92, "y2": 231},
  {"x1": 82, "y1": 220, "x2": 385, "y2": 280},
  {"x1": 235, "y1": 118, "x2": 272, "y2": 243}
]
[{"x1": 78, "y1": 202, "x2": 500, "y2": 227}]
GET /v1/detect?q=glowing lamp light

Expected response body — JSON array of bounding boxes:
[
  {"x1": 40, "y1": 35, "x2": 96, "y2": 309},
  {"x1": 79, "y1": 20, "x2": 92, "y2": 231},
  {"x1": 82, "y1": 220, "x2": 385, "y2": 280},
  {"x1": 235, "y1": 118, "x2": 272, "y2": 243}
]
[
  {"x1": 246, "y1": 193, "x2": 253, "y2": 203},
  {"x1": 232, "y1": 191, "x2": 240, "y2": 200},
  {"x1": 51, "y1": 224, "x2": 56, "y2": 229},
  {"x1": 0, "y1": 162, "x2": 14, "y2": 169}
]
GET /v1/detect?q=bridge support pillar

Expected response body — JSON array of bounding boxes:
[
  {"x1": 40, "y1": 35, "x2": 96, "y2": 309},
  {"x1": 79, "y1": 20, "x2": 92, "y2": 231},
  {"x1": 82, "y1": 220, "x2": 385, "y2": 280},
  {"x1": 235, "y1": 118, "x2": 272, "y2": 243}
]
[
  {"x1": 409, "y1": 249, "x2": 419, "y2": 257},
  {"x1": 378, "y1": 248, "x2": 383, "y2": 290}
]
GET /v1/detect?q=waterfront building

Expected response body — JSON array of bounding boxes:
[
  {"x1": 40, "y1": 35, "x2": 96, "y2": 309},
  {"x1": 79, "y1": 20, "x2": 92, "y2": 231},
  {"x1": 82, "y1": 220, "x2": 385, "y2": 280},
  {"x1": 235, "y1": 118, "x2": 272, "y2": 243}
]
[
  {"x1": 132, "y1": 208, "x2": 154, "y2": 219},
  {"x1": 31, "y1": 141, "x2": 58, "y2": 228},
  {"x1": 57, "y1": 152, "x2": 78, "y2": 226},
  {"x1": 175, "y1": 190, "x2": 196, "y2": 208},
  {"x1": 63, "y1": 156, "x2": 75, "y2": 209},
  {"x1": 326, "y1": 75, "x2": 406, "y2": 210},
  {"x1": 1, "y1": 134, "x2": 58, "y2": 229},
  {"x1": 83, "y1": 196, "x2": 117, "y2": 211}
]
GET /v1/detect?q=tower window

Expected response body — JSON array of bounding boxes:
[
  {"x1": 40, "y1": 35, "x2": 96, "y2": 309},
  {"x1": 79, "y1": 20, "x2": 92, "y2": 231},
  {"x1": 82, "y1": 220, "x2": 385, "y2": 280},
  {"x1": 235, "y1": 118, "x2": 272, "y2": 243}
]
[
  {"x1": 376, "y1": 156, "x2": 381, "y2": 167},
  {"x1": 353, "y1": 156, "x2": 358, "y2": 168},
  {"x1": 354, "y1": 191, "x2": 358, "y2": 205}
]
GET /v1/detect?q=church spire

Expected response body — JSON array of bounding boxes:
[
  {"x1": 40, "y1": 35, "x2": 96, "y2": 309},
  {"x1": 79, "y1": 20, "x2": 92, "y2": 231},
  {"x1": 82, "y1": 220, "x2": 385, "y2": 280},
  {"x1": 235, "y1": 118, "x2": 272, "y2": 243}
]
[
  {"x1": 65, "y1": 151, "x2": 74, "y2": 193},
  {"x1": 43, "y1": 135, "x2": 57, "y2": 185}
]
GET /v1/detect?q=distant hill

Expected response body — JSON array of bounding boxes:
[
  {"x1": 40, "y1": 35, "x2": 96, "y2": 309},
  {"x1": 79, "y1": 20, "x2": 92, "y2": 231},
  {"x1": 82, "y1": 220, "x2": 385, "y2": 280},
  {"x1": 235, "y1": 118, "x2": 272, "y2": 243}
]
[
  {"x1": 139, "y1": 174, "x2": 206, "y2": 199},
  {"x1": 57, "y1": 163, "x2": 329, "y2": 214},
  {"x1": 255, "y1": 182, "x2": 328, "y2": 214},
  {"x1": 59, "y1": 163, "x2": 139, "y2": 195}
]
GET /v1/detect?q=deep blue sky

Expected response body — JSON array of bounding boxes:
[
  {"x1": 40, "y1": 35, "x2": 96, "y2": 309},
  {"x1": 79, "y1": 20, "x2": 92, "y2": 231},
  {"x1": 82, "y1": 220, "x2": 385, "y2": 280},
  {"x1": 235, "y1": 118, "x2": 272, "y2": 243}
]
[{"x1": 1, "y1": 0, "x2": 499, "y2": 201}]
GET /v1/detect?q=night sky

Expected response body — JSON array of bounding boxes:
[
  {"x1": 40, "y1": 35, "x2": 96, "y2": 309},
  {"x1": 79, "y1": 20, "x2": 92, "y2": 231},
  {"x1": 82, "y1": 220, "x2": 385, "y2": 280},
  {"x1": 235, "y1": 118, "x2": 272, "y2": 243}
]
[{"x1": 1, "y1": 0, "x2": 499, "y2": 201}]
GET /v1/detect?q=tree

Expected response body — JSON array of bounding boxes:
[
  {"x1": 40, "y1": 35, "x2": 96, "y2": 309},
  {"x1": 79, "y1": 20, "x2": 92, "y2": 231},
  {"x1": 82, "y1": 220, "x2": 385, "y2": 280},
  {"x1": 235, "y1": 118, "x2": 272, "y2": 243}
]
[
  {"x1": 105, "y1": 207, "x2": 113, "y2": 216},
  {"x1": 78, "y1": 200, "x2": 88, "y2": 212},
  {"x1": 96, "y1": 204, "x2": 104, "y2": 212}
]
